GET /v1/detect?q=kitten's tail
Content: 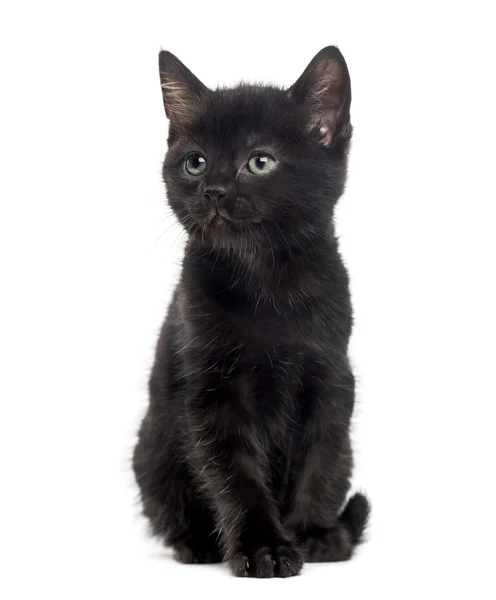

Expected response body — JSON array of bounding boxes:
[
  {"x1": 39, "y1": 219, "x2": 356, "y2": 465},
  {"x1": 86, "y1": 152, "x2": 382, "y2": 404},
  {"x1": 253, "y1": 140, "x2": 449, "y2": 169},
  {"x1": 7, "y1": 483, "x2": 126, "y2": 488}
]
[
  {"x1": 339, "y1": 492, "x2": 370, "y2": 545},
  {"x1": 303, "y1": 492, "x2": 371, "y2": 562}
]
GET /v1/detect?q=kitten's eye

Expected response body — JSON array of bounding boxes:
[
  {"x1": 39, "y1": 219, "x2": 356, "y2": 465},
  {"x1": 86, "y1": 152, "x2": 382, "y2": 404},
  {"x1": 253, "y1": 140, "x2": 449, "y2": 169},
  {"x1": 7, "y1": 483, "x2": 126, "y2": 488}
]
[
  {"x1": 247, "y1": 154, "x2": 276, "y2": 175},
  {"x1": 184, "y1": 153, "x2": 207, "y2": 176}
]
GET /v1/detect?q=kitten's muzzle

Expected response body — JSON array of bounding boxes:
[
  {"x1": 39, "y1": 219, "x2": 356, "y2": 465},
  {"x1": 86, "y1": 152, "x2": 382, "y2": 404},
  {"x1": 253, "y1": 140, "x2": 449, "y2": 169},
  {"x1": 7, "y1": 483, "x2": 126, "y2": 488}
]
[{"x1": 202, "y1": 190, "x2": 261, "y2": 225}]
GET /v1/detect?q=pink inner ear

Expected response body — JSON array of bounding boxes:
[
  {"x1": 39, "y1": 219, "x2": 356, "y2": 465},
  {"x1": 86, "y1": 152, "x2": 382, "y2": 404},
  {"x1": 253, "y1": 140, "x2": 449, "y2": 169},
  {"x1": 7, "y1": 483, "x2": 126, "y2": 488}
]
[
  {"x1": 306, "y1": 114, "x2": 336, "y2": 147},
  {"x1": 319, "y1": 125, "x2": 333, "y2": 147}
]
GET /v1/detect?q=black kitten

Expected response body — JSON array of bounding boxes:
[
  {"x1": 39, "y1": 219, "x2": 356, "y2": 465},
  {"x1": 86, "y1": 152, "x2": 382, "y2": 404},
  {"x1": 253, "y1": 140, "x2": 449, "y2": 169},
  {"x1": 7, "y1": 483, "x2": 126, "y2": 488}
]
[{"x1": 133, "y1": 46, "x2": 370, "y2": 578}]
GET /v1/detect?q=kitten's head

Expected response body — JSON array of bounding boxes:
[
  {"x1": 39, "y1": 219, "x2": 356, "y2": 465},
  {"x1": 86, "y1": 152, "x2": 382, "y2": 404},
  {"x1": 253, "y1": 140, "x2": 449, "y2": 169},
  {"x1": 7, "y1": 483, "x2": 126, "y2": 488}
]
[{"x1": 159, "y1": 47, "x2": 352, "y2": 254}]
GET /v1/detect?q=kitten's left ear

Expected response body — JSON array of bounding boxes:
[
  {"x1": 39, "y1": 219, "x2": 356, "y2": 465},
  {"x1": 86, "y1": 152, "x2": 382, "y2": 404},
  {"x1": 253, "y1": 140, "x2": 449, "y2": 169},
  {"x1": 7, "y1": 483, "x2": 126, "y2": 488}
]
[
  {"x1": 289, "y1": 46, "x2": 351, "y2": 147},
  {"x1": 158, "y1": 50, "x2": 208, "y2": 125}
]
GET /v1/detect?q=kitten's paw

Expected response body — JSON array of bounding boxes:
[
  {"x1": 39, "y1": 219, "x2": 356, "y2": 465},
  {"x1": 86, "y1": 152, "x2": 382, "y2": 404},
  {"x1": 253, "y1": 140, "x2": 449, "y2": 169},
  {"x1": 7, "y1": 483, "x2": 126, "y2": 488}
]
[
  {"x1": 229, "y1": 542, "x2": 303, "y2": 578},
  {"x1": 173, "y1": 538, "x2": 222, "y2": 564}
]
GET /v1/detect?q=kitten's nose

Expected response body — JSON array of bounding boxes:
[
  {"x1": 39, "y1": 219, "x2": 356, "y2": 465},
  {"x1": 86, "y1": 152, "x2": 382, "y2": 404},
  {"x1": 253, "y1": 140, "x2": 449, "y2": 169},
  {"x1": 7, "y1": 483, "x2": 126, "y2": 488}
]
[{"x1": 204, "y1": 188, "x2": 227, "y2": 206}]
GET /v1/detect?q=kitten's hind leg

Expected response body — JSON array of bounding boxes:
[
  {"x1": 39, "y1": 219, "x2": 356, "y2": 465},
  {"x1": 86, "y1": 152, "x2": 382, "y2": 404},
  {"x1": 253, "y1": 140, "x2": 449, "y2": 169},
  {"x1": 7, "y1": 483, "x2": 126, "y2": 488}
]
[
  {"x1": 133, "y1": 412, "x2": 222, "y2": 564},
  {"x1": 170, "y1": 511, "x2": 222, "y2": 564},
  {"x1": 299, "y1": 493, "x2": 370, "y2": 562}
]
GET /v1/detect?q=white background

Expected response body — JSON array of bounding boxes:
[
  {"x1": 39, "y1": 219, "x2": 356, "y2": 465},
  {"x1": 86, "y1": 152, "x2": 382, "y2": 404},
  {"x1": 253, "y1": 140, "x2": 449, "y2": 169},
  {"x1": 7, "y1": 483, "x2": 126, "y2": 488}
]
[{"x1": 1, "y1": 1, "x2": 495, "y2": 598}]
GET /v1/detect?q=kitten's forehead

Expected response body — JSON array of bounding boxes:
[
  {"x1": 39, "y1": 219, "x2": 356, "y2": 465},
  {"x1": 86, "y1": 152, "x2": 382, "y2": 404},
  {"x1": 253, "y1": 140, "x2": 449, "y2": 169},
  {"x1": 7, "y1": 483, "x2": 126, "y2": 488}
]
[{"x1": 195, "y1": 85, "x2": 297, "y2": 145}]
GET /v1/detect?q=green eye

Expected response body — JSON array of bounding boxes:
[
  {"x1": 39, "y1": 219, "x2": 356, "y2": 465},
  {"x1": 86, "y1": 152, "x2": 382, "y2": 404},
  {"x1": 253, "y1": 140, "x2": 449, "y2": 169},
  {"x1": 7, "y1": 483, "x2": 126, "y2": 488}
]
[
  {"x1": 247, "y1": 154, "x2": 276, "y2": 175},
  {"x1": 184, "y1": 153, "x2": 207, "y2": 176}
]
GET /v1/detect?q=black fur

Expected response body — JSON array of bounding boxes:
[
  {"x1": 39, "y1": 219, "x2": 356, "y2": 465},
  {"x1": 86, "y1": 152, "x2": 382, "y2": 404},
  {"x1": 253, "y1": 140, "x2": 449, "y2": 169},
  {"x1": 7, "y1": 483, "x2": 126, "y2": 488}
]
[{"x1": 133, "y1": 46, "x2": 370, "y2": 578}]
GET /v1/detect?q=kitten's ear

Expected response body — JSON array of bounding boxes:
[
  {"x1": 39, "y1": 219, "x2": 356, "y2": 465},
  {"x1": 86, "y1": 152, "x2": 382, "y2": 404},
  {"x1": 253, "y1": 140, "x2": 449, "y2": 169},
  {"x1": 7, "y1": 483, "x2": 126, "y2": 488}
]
[
  {"x1": 158, "y1": 51, "x2": 208, "y2": 125},
  {"x1": 289, "y1": 46, "x2": 351, "y2": 147}
]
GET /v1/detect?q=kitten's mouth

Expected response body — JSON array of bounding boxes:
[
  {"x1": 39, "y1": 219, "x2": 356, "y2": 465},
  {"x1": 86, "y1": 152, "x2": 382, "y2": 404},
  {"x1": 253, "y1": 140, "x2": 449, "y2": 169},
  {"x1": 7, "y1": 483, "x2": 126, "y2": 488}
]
[
  {"x1": 211, "y1": 213, "x2": 229, "y2": 225},
  {"x1": 201, "y1": 208, "x2": 261, "y2": 232},
  {"x1": 207, "y1": 210, "x2": 239, "y2": 228}
]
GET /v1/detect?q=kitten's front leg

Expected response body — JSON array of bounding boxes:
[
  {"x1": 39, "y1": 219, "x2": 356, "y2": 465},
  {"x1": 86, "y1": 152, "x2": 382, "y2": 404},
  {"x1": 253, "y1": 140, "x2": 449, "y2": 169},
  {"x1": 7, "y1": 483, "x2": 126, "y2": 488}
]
[{"x1": 187, "y1": 382, "x2": 303, "y2": 578}]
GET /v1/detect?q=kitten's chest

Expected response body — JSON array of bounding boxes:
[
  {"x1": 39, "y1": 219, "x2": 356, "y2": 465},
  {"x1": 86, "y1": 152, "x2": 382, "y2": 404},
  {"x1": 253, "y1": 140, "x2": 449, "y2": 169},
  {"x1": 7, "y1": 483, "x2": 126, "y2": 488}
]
[
  {"x1": 187, "y1": 322, "x2": 317, "y2": 445},
  {"x1": 193, "y1": 340, "x2": 313, "y2": 502},
  {"x1": 197, "y1": 337, "x2": 310, "y2": 423},
  {"x1": 231, "y1": 347, "x2": 309, "y2": 444}
]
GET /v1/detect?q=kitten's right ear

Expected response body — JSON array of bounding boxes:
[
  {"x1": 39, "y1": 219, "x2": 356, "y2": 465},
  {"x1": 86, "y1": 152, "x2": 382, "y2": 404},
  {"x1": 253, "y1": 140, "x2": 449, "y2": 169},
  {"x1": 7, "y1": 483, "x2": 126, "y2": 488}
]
[{"x1": 158, "y1": 51, "x2": 208, "y2": 125}]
